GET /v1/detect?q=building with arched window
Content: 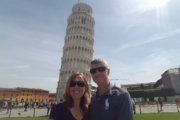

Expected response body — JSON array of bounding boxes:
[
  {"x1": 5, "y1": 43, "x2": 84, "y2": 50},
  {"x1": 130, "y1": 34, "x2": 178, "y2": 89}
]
[{"x1": 0, "y1": 87, "x2": 49, "y2": 102}]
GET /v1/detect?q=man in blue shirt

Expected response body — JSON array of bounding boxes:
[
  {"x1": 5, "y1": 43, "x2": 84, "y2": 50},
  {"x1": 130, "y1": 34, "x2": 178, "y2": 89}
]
[{"x1": 90, "y1": 58, "x2": 133, "y2": 120}]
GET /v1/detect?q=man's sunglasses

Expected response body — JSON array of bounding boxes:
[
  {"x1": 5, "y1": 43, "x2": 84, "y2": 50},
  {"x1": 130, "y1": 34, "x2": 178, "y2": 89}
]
[
  {"x1": 90, "y1": 66, "x2": 107, "y2": 74},
  {"x1": 70, "y1": 81, "x2": 85, "y2": 87}
]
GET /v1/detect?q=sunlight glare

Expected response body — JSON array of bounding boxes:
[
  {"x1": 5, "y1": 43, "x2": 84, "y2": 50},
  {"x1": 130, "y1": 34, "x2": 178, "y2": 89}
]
[{"x1": 150, "y1": 0, "x2": 169, "y2": 7}]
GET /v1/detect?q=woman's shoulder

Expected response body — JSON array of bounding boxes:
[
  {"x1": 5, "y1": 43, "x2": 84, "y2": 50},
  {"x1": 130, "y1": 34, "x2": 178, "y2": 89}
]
[
  {"x1": 50, "y1": 102, "x2": 73, "y2": 120},
  {"x1": 50, "y1": 102, "x2": 68, "y2": 119},
  {"x1": 52, "y1": 102, "x2": 66, "y2": 110}
]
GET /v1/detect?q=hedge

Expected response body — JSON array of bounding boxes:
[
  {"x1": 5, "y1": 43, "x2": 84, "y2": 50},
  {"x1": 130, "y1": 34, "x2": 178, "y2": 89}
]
[{"x1": 128, "y1": 88, "x2": 175, "y2": 99}]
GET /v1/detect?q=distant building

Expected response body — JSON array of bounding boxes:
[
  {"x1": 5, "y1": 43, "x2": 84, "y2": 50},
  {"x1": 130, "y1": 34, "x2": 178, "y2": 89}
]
[
  {"x1": 0, "y1": 88, "x2": 19, "y2": 101},
  {"x1": 121, "y1": 82, "x2": 156, "y2": 90},
  {"x1": 162, "y1": 68, "x2": 180, "y2": 94},
  {"x1": 153, "y1": 79, "x2": 164, "y2": 88},
  {"x1": 121, "y1": 68, "x2": 180, "y2": 94},
  {"x1": 0, "y1": 87, "x2": 49, "y2": 102}
]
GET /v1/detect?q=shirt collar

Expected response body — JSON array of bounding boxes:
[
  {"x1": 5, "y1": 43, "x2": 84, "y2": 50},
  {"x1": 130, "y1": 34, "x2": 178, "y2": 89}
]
[{"x1": 96, "y1": 82, "x2": 114, "y2": 97}]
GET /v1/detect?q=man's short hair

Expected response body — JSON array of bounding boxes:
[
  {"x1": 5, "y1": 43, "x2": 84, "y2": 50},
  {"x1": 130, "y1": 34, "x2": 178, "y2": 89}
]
[{"x1": 90, "y1": 58, "x2": 108, "y2": 68}]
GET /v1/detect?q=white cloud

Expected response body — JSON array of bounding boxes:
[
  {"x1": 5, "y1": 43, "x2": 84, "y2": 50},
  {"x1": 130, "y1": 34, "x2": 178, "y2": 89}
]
[
  {"x1": 0, "y1": 65, "x2": 31, "y2": 70},
  {"x1": 107, "y1": 49, "x2": 180, "y2": 86},
  {"x1": 16, "y1": 65, "x2": 31, "y2": 69},
  {"x1": 42, "y1": 40, "x2": 62, "y2": 50},
  {"x1": 114, "y1": 0, "x2": 170, "y2": 14},
  {"x1": 119, "y1": 28, "x2": 180, "y2": 50},
  {"x1": 0, "y1": 74, "x2": 18, "y2": 78}
]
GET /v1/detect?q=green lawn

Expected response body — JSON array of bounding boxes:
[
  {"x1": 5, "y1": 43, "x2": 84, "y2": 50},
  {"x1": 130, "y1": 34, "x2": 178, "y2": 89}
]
[
  {"x1": 134, "y1": 113, "x2": 180, "y2": 120},
  {"x1": 0, "y1": 113, "x2": 180, "y2": 120},
  {"x1": 0, "y1": 117, "x2": 47, "y2": 120}
]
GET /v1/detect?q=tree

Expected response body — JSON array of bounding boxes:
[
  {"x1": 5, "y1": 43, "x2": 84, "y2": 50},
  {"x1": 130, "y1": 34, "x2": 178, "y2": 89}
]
[
  {"x1": 140, "y1": 83, "x2": 144, "y2": 89},
  {"x1": 91, "y1": 85, "x2": 97, "y2": 90},
  {"x1": 148, "y1": 84, "x2": 153, "y2": 89},
  {"x1": 49, "y1": 93, "x2": 56, "y2": 98}
]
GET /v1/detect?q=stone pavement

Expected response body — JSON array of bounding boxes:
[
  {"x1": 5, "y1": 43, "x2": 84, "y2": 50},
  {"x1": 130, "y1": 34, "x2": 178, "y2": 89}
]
[
  {"x1": 0, "y1": 104, "x2": 179, "y2": 118},
  {"x1": 135, "y1": 104, "x2": 179, "y2": 114},
  {"x1": 0, "y1": 108, "x2": 49, "y2": 118}
]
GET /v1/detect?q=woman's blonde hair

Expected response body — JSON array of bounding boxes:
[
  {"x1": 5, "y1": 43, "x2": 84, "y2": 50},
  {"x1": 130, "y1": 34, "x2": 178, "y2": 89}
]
[{"x1": 63, "y1": 72, "x2": 91, "y2": 116}]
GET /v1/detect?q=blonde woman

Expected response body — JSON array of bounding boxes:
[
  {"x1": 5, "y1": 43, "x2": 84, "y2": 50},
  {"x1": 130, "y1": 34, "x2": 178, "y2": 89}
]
[{"x1": 49, "y1": 72, "x2": 91, "y2": 120}]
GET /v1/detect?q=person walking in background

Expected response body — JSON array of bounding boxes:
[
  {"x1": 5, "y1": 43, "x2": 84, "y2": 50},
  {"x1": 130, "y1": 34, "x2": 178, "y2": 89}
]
[
  {"x1": 46, "y1": 101, "x2": 50, "y2": 116},
  {"x1": 22, "y1": 101, "x2": 25, "y2": 109},
  {"x1": 146, "y1": 97, "x2": 150, "y2": 105},
  {"x1": 6, "y1": 100, "x2": 11, "y2": 114},
  {"x1": 24, "y1": 101, "x2": 28, "y2": 111},
  {"x1": 29, "y1": 101, "x2": 33, "y2": 109},
  {"x1": 39, "y1": 102, "x2": 43, "y2": 109},
  {"x1": 49, "y1": 72, "x2": 91, "y2": 120},
  {"x1": 19, "y1": 102, "x2": 23, "y2": 109},
  {"x1": 2, "y1": 101, "x2": 7, "y2": 110},
  {"x1": 15, "y1": 101, "x2": 19, "y2": 109},
  {"x1": 175, "y1": 97, "x2": 180, "y2": 107},
  {"x1": 90, "y1": 58, "x2": 133, "y2": 120},
  {"x1": 50, "y1": 100, "x2": 55, "y2": 110},
  {"x1": 33, "y1": 102, "x2": 37, "y2": 109},
  {"x1": 11, "y1": 101, "x2": 14, "y2": 109},
  {"x1": 158, "y1": 96, "x2": 163, "y2": 111},
  {"x1": 131, "y1": 99, "x2": 136, "y2": 114}
]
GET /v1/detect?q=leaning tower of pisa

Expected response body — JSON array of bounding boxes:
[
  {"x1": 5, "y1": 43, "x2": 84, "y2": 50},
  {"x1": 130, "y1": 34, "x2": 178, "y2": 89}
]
[{"x1": 56, "y1": 3, "x2": 95, "y2": 102}]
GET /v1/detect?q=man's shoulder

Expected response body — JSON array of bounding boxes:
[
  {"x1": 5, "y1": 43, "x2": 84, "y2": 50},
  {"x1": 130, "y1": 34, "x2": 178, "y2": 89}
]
[
  {"x1": 111, "y1": 85, "x2": 129, "y2": 95},
  {"x1": 91, "y1": 85, "x2": 129, "y2": 99}
]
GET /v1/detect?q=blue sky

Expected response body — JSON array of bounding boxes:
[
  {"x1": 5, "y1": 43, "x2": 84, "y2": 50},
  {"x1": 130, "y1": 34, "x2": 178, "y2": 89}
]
[{"x1": 0, "y1": 0, "x2": 180, "y2": 93}]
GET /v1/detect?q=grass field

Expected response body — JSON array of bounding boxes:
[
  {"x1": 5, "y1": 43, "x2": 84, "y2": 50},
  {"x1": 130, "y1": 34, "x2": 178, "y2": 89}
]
[
  {"x1": 134, "y1": 113, "x2": 180, "y2": 120},
  {"x1": 0, "y1": 113, "x2": 180, "y2": 120}
]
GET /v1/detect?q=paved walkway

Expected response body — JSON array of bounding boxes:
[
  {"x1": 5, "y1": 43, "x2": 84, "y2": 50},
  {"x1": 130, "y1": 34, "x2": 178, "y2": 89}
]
[
  {"x1": 0, "y1": 104, "x2": 179, "y2": 118},
  {"x1": 135, "y1": 104, "x2": 179, "y2": 114},
  {"x1": 0, "y1": 108, "x2": 49, "y2": 118}
]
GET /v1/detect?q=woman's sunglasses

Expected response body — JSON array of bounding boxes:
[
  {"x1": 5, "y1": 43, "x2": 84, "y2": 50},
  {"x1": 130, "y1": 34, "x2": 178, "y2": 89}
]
[
  {"x1": 90, "y1": 66, "x2": 107, "y2": 74},
  {"x1": 70, "y1": 81, "x2": 85, "y2": 87}
]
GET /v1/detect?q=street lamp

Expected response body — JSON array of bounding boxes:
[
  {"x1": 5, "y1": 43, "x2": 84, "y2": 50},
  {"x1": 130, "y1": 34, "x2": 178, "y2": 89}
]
[{"x1": 109, "y1": 79, "x2": 129, "y2": 86}]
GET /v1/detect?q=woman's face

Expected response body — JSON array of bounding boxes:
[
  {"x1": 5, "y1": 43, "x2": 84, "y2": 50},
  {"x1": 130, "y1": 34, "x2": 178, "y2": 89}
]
[{"x1": 70, "y1": 75, "x2": 86, "y2": 101}]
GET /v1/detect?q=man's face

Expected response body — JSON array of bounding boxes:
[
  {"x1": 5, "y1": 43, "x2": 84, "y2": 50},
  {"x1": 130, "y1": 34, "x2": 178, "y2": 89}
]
[{"x1": 90, "y1": 63, "x2": 110, "y2": 86}]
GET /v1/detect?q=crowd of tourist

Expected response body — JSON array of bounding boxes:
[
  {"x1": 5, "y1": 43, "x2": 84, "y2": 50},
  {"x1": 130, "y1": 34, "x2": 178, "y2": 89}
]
[{"x1": 1, "y1": 99, "x2": 57, "y2": 115}]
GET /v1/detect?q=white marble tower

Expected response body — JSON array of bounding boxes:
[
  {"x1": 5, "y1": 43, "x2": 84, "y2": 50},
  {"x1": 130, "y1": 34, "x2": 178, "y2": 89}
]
[{"x1": 56, "y1": 3, "x2": 95, "y2": 102}]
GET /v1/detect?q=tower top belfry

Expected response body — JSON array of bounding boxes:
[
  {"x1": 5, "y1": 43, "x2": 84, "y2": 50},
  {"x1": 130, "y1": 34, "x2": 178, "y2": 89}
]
[{"x1": 72, "y1": 2, "x2": 93, "y2": 15}]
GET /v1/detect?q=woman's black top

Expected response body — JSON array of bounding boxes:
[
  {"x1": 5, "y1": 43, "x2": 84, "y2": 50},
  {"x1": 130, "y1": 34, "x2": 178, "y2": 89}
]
[{"x1": 49, "y1": 102, "x2": 90, "y2": 120}]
